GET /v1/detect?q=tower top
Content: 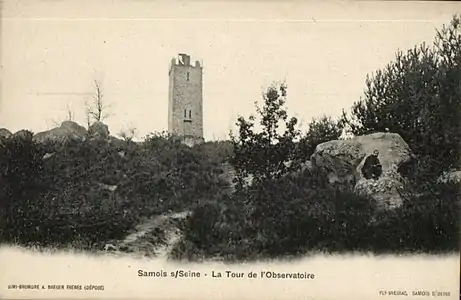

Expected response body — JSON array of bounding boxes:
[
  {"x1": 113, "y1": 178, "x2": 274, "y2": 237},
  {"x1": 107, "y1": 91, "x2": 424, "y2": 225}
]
[{"x1": 170, "y1": 53, "x2": 202, "y2": 71}]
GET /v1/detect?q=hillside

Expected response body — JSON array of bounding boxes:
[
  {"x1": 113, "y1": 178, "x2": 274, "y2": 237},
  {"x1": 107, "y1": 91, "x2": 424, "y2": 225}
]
[
  {"x1": 0, "y1": 124, "x2": 233, "y2": 254},
  {"x1": 0, "y1": 120, "x2": 458, "y2": 262}
]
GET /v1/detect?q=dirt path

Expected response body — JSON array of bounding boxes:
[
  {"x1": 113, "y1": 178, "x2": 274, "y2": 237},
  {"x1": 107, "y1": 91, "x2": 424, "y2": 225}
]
[
  {"x1": 103, "y1": 211, "x2": 190, "y2": 259},
  {"x1": 154, "y1": 213, "x2": 186, "y2": 259}
]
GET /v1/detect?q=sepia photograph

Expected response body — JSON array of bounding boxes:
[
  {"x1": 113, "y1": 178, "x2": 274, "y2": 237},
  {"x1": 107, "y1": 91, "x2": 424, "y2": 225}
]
[{"x1": 0, "y1": 0, "x2": 460, "y2": 299}]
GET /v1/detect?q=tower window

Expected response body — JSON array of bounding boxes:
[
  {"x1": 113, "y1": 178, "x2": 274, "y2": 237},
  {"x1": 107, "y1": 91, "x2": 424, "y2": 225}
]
[
  {"x1": 189, "y1": 110, "x2": 192, "y2": 118},
  {"x1": 187, "y1": 72, "x2": 190, "y2": 81},
  {"x1": 184, "y1": 109, "x2": 187, "y2": 118}
]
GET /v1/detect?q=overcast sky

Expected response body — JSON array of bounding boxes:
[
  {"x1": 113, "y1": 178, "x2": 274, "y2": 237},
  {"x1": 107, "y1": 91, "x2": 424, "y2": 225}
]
[{"x1": 1, "y1": 1, "x2": 459, "y2": 141}]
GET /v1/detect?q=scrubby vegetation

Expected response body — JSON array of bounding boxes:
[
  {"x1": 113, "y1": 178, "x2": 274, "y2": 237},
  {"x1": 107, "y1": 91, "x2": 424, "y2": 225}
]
[
  {"x1": 0, "y1": 15, "x2": 459, "y2": 261},
  {"x1": 173, "y1": 175, "x2": 459, "y2": 262},
  {"x1": 0, "y1": 132, "x2": 231, "y2": 250},
  {"x1": 341, "y1": 16, "x2": 461, "y2": 183},
  {"x1": 173, "y1": 15, "x2": 461, "y2": 261}
]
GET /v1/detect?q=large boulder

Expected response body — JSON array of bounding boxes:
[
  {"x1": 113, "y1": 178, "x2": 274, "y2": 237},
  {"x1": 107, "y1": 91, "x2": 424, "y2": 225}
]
[
  {"x1": 12, "y1": 129, "x2": 34, "y2": 141},
  {"x1": 33, "y1": 121, "x2": 87, "y2": 144},
  {"x1": 88, "y1": 121, "x2": 110, "y2": 140},
  {"x1": 310, "y1": 132, "x2": 413, "y2": 209},
  {"x1": 0, "y1": 128, "x2": 12, "y2": 146},
  {"x1": 0, "y1": 128, "x2": 12, "y2": 140},
  {"x1": 1, "y1": 129, "x2": 34, "y2": 146},
  {"x1": 354, "y1": 174, "x2": 406, "y2": 210}
]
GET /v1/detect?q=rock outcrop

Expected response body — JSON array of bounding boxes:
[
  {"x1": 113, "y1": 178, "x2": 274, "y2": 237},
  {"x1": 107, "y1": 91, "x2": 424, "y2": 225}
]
[
  {"x1": 1, "y1": 129, "x2": 35, "y2": 147},
  {"x1": 311, "y1": 132, "x2": 413, "y2": 210},
  {"x1": 33, "y1": 121, "x2": 87, "y2": 144},
  {"x1": 0, "y1": 128, "x2": 12, "y2": 140},
  {"x1": 88, "y1": 121, "x2": 110, "y2": 140},
  {"x1": 354, "y1": 173, "x2": 407, "y2": 210},
  {"x1": 0, "y1": 128, "x2": 12, "y2": 146},
  {"x1": 12, "y1": 130, "x2": 34, "y2": 141}
]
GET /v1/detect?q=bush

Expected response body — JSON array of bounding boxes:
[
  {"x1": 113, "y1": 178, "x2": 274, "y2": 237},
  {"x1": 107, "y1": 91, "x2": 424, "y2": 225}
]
[
  {"x1": 296, "y1": 115, "x2": 345, "y2": 159},
  {"x1": 342, "y1": 15, "x2": 461, "y2": 177},
  {"x1": 176, "y1": 169, "x2": 459, "y2": 262},
  {"x1": 0, "y1": 132, "x2": 230, "y2": 250},
  {"x1": 0, "y1": 135, "x2": 138, "y2": 247},
  {"x1": 174, "y1": 170, "x2": 374, "y2": 261},
  {"x1": 371, "y1": 181, "x2": 460, "y2": 254}
]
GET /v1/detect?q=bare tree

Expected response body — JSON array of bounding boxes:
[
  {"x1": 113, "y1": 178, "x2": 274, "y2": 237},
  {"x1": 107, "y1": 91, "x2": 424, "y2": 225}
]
[
  {"x1": 49, "y1": 103, "x2": 75, "y2": 128},
  {"x1": 66, "y1": 103, "x2": 75, "y2": 121},
  {"x1": 85, "y1": 79, "x2": 111, "y2": 127},
  {"x1": 50, "y1": 118, "x2": 61, "y2": 128},
  {"x1": 118, "y1": 126, "x2": 137, "y2": 142},
  {"x1": 85, "y1": 109, "x2": 91, "y2": 128}
]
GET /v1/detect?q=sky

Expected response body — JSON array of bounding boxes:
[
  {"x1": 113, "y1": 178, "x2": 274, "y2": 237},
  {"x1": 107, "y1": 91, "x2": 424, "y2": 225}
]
[{"x1": 1, "y1": 0, "x2": 460, "y2": 141}]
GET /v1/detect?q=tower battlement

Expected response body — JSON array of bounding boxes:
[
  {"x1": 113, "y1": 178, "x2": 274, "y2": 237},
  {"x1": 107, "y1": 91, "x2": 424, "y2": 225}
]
[
  {"x1": 169, "y1": 53, "x2": 202, "y2": 69},
  {"x1": 167, "y1": 53, "x2": 204, "y2": 146}
]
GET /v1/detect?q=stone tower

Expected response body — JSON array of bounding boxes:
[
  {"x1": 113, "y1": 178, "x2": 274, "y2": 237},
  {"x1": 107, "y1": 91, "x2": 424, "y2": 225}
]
[{"x1": 168, "y1": 53, "x2": 204, "y2": 146}]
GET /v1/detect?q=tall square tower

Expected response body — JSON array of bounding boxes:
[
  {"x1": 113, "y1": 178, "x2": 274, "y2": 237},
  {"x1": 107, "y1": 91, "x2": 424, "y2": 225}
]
[{"x1": 168, "y1": 53, "x2": 204, "y2": 146}]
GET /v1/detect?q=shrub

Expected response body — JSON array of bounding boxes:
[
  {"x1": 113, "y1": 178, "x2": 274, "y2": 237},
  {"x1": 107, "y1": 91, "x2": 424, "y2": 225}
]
[
  {"x1": 0, "y1": 131, "x2": 229, "y2": 250},
  {"x1": 176, "y1": 169, "x2": 459, "y2": 261},
  {"x1": 342, "y1": 15, "x2": 461, "y2": 178}
]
